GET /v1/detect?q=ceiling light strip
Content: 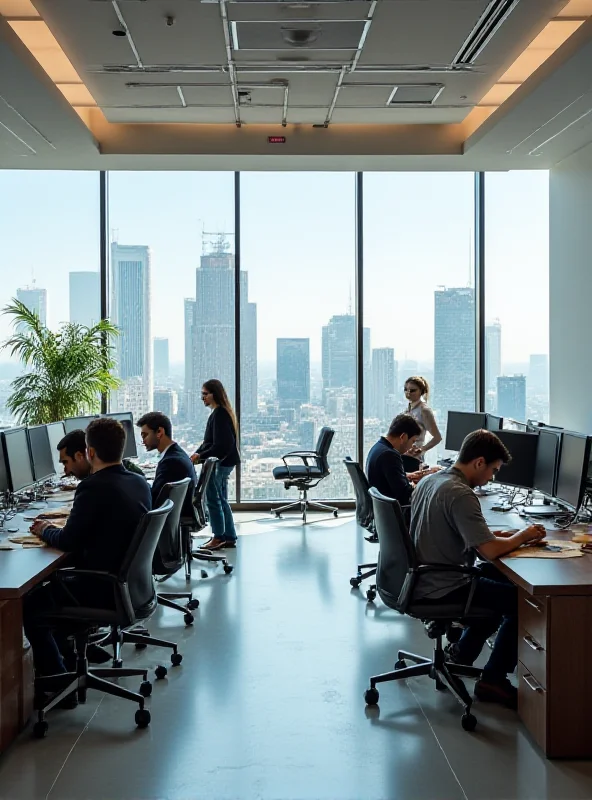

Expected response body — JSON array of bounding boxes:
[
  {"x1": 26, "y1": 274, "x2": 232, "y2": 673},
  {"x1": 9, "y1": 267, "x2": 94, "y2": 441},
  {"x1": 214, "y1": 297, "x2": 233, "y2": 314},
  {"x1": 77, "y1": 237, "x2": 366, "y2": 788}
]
[
  {"x1": 529, "y1": 106, "x2": 592, "y2": 155},
  {"x1": 282, "y1": 82, "x2": 289, "y2": 128},
  {"x1": 92, "y1": 63, "x2": 477, "y2": 75},
  {"x1": 176, "y1": 86, "x2": 187, "y2": 108},
  {"x1": 350, "y1": 0, "x2": 377, "y2": 73},
  {"x1": 324, "y1": 65, "x2": 346, "y2": 127},
  {"x1": 0, "y1": 119, "x2": 36, "y2": 154},
  {"x1": 0, "y1": 93, "x2": 56, "y2": 149},
  {"x1": 112, "y1": 0, "x2": 144, "y2": 69},
  {"x1": 219, "y1": 0, "x2": 241, "y2": 127},
  {"x1": 506, "y1": 89, "x2": 592, "y2": 153}
]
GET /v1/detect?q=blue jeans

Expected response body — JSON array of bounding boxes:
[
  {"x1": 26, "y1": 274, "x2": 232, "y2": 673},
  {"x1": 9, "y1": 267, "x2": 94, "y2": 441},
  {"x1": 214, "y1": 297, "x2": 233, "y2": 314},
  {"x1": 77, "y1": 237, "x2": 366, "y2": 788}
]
[{"x1": 205, "y1": 464, "x2": 237, "y2": 541}]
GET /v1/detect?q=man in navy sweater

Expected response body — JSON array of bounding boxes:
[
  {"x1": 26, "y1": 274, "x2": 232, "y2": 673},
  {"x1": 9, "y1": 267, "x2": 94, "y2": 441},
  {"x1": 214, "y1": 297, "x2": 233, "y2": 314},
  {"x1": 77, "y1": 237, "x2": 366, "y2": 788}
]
[
  {"x1": 26, "y1": 418, "x2": 152, "y2": 679},
  {"x1": 137, "y1": 411, "x2": 196, "y2": 516}
]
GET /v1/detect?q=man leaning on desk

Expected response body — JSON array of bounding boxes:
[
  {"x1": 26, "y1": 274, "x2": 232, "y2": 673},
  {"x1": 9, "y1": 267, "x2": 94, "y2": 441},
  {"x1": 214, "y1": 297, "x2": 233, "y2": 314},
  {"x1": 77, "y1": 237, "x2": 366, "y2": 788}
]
[
  {"x1": 411, "y1": 429, "x2": 545, "y2": 709},
  {"x1": 24, "y1": 417, "x2": 152, "y2": 686}
]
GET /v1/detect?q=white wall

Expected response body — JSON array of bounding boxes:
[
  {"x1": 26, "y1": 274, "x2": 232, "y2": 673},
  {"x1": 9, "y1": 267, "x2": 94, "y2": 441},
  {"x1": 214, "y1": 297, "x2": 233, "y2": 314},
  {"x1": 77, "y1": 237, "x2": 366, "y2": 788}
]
[{"x1": 549, "y1": 142, "x2": 592, "y2": 431}]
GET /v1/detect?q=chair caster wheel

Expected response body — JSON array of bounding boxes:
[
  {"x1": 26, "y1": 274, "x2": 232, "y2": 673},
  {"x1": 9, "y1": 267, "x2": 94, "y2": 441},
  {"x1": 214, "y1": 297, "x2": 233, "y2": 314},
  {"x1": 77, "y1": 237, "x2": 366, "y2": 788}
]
[
  {"x1": 364, "y1": 687, "x2": 379, "y2": 706},
  {"x1": 366, "y1": 590, "x2": 376, "y2": 602},
  {"x1": 394, "y1": 659, "x2": 406, "y2": 670},
  {"x1": 171, "y1": 652, "x2": 183, "y2": 667},
  {"x1": 184, "y1": 613, "x2": 194, "y2": 625},
  {"x1": 186, "y1": 599, "x2": 199, "y2": 610},
  {"x1": 200, "y1": 570, "x2": 208, "y2": 579},
  {"x1": 113, "y1": 659, "x2": 123, "y2": 668},
  {"x1": 139, "y1": 681, "x2": 152, "y2": 698},
  {"x1": 333, "y1": 510, "x2": 338, "y2": 517},
  {"x1": 155, "y1": 665, "x2": 168, "y2": 679},
  {"x1": 461, "y1": 713, "x2": 477, "y2": 732},
  {"x1": 223, "y1": 564, "x2": 233, "y2": 575},
  {"x1": 350, "y1": 577, "x2": 361, "y2": 588},
  {"x1": 135, "y1": 708, "x2": 151, "y2": 728},
  {"x1": 33, "y1": 720, "x2": 48, "y2": 739}
]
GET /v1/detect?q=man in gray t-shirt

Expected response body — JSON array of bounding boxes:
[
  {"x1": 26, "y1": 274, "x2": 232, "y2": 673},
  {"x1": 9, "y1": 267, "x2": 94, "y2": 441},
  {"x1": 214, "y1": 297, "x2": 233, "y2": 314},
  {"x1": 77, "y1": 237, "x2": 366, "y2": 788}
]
[{"x1": 410, "y1": 430, "x2": 545, "y2": 709}]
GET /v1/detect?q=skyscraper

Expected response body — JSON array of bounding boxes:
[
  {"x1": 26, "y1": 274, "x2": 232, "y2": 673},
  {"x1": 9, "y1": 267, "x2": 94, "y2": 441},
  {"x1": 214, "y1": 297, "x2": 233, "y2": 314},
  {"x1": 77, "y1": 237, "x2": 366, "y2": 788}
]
[
  {"x1": 485, "y1": 321, "x2": 502, "y2": 391},
  {"x1": 277, "y1": 338, "x2": 310, "y2": 407},
  {"x1": 241, "y1": 296, "x2": 258, "y2": 418},
  {"x1": 153, "y1": 337, "x2": 169, "y2": 380},
  {"x1": 434, "y1": 287, "x2": 475, "y2": 418},
  {"x1": 183, "y1": 298, "x2": 196, "y2": 422},
  {"x1": 153, "y1": 388, "x2": 178, "y2": 419},
  {"x1": 363, "y1": 327, "x2": 372, "y2": 415},
  {"x1": 16, "y1": 285, "x2": 47, "y2": 326},
  {"x1": 497, "y1": 375, "x2": 526, "y2": 422},
  {"x1": 322, "y1": 314, "x2": 356, "y2": 391},
  {"x1": 110, "y1": 243, "x2": 152, "y2": 420},
  {"x1": 69, "y1": 272, "x2": 100, "y2": 328},
  {"x1": 529, "y1": 354, "x2": 549, "y2": 397},
  {"x1": 372, "y1": 348, "x2": 396, "y2": 422}
]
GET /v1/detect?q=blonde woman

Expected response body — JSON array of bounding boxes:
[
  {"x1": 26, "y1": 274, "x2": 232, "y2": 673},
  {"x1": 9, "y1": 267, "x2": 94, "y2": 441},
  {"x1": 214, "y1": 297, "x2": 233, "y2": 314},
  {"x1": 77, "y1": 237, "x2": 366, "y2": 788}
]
[{"x1": 404, "y1": 376, "x2": 442, "y2": 461}]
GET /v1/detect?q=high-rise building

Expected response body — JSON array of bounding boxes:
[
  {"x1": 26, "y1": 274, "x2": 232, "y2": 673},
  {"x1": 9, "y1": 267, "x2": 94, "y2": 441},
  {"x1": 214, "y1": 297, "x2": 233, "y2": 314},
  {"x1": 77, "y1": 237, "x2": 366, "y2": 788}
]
[
  {"x1": 16, "y1": 285, "x2": 47, "y2": 326},
  {"x1": 372, "y1": 347, "x2": 396, "y2": 422},
  {"x1": 153, "y1": 388, "x2": 178, "y2": 419},
  {"x1": 183, "y1": 298, "x2": 196, "y2": 422},
  {"x1": 322, "y1": 314, "x2": 356, "y2": 391},
  {"x1": 485, "y1": 321, "x2": 502, "y2": 391},
  {"x1": 153, "y1": 338, "x2": 169, "y2": 380},
  {"x1": 497, "y1": 375, "x2": 527, "y2": 422},
  {"x1": 277, "y1": 338, "x2": 310, "y2": 407},
  {"x1": 434, "y1": 287, "x2": 475, "y2": 418},
  {"x1": 69, "y1": 272, "x2": 100, "y2": 328},
  {"x1": 241, "y1": 298, "x2": 258, "y2": 418},
  {"x1": 110, "y1": 243, "x2": 152, "y2": 420},
  {"x1": 529, "y1": 354, "x2": 549, "y2": 397},
  {"x1": 363, "y1": 327, "x2": 372, "y2": 415}
]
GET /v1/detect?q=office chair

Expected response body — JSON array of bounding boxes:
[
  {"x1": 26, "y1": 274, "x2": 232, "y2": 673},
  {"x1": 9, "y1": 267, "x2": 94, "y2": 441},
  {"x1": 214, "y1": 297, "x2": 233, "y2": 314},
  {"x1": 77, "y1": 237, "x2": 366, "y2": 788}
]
[
  {"x1": 364, "y1": 488, "x2": 498, "y2": 732},
  {"x1": 272, "y1": 427, "x2": 338, "y2": 523},
  {"x1": 182, "y1": 457, "x2": 234, "y2": 578},
  {"x1": 344, "y1": 457, "x2": 378, "y2": 601},
  {"x1": 152, "y1": 478, "x2": 200, "y2": 625},
  {"x1": 32, "y1": 501, "x2": 182, "y2": 737}
]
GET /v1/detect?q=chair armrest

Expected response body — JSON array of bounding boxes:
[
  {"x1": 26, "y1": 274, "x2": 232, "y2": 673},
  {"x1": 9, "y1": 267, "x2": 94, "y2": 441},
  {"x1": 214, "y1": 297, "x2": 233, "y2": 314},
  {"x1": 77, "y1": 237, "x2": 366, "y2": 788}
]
[
  {"x1": 280, "y1": 453, "x2": 319, "y2": 480},
  {"x1": 282, "y1": 450, "x2": 317, "y2": 458},
  {"x1": 52, "y1": 569, "x2": 126, "y2": 609},
  {"x1": 416, "y1": 564, "x2": 480, "y2": 577}
]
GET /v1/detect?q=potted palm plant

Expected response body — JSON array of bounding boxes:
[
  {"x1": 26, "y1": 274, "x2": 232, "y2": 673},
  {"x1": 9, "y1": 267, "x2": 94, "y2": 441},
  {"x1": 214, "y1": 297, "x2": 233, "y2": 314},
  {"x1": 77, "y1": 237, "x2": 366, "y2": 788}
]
[{"x1": 2, "y1": 300, "x2": 120, "y2": 425}]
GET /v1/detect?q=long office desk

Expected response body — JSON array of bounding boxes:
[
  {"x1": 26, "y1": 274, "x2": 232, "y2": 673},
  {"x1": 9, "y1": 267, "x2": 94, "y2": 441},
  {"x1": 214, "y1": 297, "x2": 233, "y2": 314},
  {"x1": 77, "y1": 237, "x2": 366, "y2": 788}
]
[
  {"x1": 0, "y1": 503, "x2": 70, "y2": 754},
  {"x1": 482, "y1": 495, "x2": 592, "y2": 759}
]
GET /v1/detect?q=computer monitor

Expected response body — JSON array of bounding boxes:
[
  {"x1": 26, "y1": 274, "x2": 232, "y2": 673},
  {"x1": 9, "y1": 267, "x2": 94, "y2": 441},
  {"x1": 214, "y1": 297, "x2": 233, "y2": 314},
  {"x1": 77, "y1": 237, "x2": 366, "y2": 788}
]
[
  {"x1": 0, "y1": 438, "x2": 9, "y2": 494},
  {"x1": 532, "y1": 428, "x2": 562, "y2": 498},
  {"x1": 27, "y1": 425, "x2": 56, "y2": 483},
  {"x1": 485, "y1": 414, "x2": 503, "y2": 432},
  {"x1": 46, "y1": 421, "x2": 66, "y2": 475},
  {"x1": 2, "y1": 427, "x2": 35, "y2": 493},
  {"x1": 64, "y1": 415, "x2": 98, "y2": 434},
  {"x1": 494, "y1": 430, "x2": 538, "y2": 490},
  {"x1": 445, "y1": 411, "x2": 487, "y2": 451},
  {"x1": 102, "y1": 412, "x2": 138, "y2": 459},
  {"x1": 555, "y1": 431, "x2": 592, "y2": 510}
]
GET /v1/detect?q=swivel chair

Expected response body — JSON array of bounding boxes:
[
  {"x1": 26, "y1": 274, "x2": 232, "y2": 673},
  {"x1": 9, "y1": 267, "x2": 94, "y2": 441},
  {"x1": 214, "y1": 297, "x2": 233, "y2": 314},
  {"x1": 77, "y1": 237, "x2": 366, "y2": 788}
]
[
  {"x1": 32, "y1": 501, "x2": 182, "y2": 737},
  {"x1": 182, "y1": 457, "x2": 234, "y2": 578},
  {"x1": 364, "y1": 488, "x2": 497, "y2": 732},
  {"x1": 272, "y1": 427, "x2": 338, "y2": 523},
  {"x1": 344, "y1": 457, "x2": 378, "y2": 601}
]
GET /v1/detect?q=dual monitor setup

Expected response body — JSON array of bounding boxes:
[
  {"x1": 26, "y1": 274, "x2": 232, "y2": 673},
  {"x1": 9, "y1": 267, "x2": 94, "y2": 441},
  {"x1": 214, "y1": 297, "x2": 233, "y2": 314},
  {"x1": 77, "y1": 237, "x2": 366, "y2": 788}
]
[
  {"x1": 0, "y1": 412, "x2": 137, "y2": 496},
  {"x1": 445, "y1": 411, "x2": 591, "y2": 514}
]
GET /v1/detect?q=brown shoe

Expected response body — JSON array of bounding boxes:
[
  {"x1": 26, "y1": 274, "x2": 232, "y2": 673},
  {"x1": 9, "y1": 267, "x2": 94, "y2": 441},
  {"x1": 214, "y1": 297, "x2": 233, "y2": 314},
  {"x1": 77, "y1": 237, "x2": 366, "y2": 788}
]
[
  {"x1": 474, "y1": 678, "x2": 517, "y2": 710},
  {"x1": 202, "y1": 537, "x2": 227, "y2": 551}
]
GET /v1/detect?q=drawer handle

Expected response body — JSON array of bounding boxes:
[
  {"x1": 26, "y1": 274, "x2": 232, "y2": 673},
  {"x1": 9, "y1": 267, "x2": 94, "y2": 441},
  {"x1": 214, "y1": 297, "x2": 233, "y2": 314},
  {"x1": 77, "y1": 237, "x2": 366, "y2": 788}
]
[
  {"x1": 524, "y1": 598, "x2": 542, "y2": 613},
  {"x1": 522, "y1": 673, "x2": 543, "y2": 693},
  {"x1": 523, "y1": 634, "x2": 543, "y2": 652}
]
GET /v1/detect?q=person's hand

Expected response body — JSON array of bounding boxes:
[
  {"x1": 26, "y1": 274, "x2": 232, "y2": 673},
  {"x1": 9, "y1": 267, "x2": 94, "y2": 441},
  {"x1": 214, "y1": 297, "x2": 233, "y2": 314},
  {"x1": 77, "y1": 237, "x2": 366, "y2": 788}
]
[
  {"x1": 190, "y1": 453, "x2": 200, "y2": 464},
  {"x1": 30, "y1": 519, "x2": 53, "y2": 537},
  {"x1": 519, "y1": 524, "x2": 546, "y2": 545},
  {"x1": 36, "y1": 510, "x2": 68, "y2": 520}
]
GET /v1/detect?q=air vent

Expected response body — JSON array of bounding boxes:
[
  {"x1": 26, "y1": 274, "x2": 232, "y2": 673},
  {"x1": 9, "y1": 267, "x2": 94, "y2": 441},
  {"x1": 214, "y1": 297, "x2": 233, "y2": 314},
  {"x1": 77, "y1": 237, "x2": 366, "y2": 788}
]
[
  {"x1": 387, "y1": 84, "x2": 445, "y2": 106},
  {"x1": 453, "y1": 0, "x2": 521, "y2": 65}
]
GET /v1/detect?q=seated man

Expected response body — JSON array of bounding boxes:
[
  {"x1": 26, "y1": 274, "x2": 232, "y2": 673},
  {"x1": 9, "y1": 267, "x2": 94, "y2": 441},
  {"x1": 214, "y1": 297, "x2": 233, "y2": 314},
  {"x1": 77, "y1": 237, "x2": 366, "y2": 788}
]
[
  {"x1": 33, "y1": 430, "x2": 90, "y2": 524},
  {"x1": 25, "y1": 418, "x2": 152, "y2": 681},
  {"x1": 366, "y1": 413, "x2": 432, "y2": 509},
  {"x1": 137, "y1": 411, "x2": 196, "y2": 516},
  {"x1": 411, "y1": 429, "x2": 545, "y2": 709}
]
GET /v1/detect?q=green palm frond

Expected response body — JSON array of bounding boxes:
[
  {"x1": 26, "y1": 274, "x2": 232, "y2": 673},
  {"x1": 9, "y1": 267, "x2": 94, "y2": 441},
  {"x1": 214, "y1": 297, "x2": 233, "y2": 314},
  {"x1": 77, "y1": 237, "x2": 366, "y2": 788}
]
[{"x1": 2, "y1": 300, "x2": 121, "y2": 425}]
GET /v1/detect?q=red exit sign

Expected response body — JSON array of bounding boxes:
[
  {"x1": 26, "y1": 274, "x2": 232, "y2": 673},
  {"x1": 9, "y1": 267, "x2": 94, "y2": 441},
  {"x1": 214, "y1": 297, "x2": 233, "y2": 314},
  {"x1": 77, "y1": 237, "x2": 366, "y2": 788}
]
[{"x1": 267, "y1": 136, "x2": 286, "y2": 144}]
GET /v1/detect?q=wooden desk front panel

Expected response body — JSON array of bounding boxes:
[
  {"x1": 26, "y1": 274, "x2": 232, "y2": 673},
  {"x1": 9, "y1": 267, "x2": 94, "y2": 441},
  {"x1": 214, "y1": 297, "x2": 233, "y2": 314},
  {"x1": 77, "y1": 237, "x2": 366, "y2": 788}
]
[{"x1": 0, "y1": 599, "x2": 33, "y2": 753}]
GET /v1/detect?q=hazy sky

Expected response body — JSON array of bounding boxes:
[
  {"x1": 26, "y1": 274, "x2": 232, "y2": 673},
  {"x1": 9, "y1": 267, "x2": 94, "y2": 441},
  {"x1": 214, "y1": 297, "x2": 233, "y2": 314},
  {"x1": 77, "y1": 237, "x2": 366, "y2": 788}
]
[{"x1": 0, "y1": 169, "x2": 549, "y2": 367}]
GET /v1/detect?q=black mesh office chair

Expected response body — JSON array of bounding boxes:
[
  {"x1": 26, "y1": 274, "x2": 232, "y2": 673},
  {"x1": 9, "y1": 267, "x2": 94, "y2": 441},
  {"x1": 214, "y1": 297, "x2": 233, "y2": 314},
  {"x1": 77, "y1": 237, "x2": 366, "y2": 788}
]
[
  {"x1": 344, "y1": 457, "x2": 378, "y2": 601},
  {"x1": 152, "y1": 478, "x2": 200, "y2": 625},
  {"x1": 364, "y1": 488, "x2": 497, "y2": 732},
  {"x1": 272, "y1": 427, "x2": 338, "y2": 523},
  {"x1": 182, "y1": 457, "x2": 234, "y2": 578},
  {"x1": 31, "y1": 501, "x2": 180, "y2": 737}
]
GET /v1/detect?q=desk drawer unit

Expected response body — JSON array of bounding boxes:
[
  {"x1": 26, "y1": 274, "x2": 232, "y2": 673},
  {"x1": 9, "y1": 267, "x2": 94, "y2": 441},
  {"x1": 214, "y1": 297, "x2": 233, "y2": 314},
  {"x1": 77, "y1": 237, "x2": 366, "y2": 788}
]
[
  {"x1": 518, "y1": 627, "x2": 546, "y2": 688},
  {"x1": 518, "y1": 662, "x2": 546, "y2": 752},
  {"x1": 518, "y1": 591, "x2": 547, "y2": 649}
]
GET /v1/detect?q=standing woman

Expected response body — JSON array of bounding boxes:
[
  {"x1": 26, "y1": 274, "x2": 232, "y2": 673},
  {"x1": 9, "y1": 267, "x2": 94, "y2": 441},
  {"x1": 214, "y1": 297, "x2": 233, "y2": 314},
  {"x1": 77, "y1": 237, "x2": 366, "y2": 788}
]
[
  {"x1": 191, "y1": 379, "x2": 240, "y2": 550},
  {"x1": 403, "y1": 376, "x2": 442, "y2": 461}
]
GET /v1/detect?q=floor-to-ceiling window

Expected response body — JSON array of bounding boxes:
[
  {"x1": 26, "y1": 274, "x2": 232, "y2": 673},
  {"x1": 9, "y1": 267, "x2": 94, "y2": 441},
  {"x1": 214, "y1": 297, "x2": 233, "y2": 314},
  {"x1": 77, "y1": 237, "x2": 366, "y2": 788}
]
[
  {"x1": 240, "y1": 173, "x2": 356, "y2": 500},
  {"x1": 107, "y1": 171, "x2": 236, "y2": 493},
  {"x1": 484, "y1": 171, "x2": 550, "y2": 425},
  {"x1": 363, "y1": 173, "x2": 476, "y2": 464},
  {"x1": 0, "y1": 171, "x2": 100, "y2": 425}
]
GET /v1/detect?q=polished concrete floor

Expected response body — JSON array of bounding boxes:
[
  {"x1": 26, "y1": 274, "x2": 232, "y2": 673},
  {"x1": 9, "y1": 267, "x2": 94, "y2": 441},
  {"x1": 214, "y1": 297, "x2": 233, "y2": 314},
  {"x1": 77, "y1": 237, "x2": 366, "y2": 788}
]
[{"x1": 1, "y1": 513, "x2": 592, "y2": 800}]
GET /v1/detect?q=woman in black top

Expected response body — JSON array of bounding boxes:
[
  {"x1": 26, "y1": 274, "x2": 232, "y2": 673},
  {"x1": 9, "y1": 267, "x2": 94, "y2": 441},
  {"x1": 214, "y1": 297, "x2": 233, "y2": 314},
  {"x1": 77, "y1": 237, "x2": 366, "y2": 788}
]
[{"x1": 191, "y1": 379, "x2": 240, "y2": 550}]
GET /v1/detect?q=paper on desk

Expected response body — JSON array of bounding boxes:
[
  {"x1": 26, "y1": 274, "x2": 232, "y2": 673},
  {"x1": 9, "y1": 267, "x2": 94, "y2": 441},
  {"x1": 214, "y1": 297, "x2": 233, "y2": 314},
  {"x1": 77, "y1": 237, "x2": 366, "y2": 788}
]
[{"x1": 507, "y1": 539, "x2": 583, "y2": 559}]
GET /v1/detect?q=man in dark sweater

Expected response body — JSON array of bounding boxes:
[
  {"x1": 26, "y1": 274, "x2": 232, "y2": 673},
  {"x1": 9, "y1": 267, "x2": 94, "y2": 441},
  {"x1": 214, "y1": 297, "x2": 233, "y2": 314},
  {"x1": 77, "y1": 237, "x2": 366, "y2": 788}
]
[
  {"x1": 366, "y1": 413, "x2": 433, "y2": 509},
  {"x1": 137, "y1": 411, "x2": 196, "y2": 516},
  {"x1": 26, "y1": 418, "x2": 152, "y2": 679}
]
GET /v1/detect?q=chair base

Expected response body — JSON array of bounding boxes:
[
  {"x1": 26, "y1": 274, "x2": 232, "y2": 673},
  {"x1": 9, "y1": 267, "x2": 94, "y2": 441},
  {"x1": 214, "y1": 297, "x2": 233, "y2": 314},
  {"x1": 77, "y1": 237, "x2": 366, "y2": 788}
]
[
  {"x1": 273, "y1": 489, "x2": 339, "y2": 524},
  {"x1": 365, "y1": 632, "x2": 482, "y2": 730},
  {"x1": 349, "y1": 563, "x2": 377, "y2": 599}
]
